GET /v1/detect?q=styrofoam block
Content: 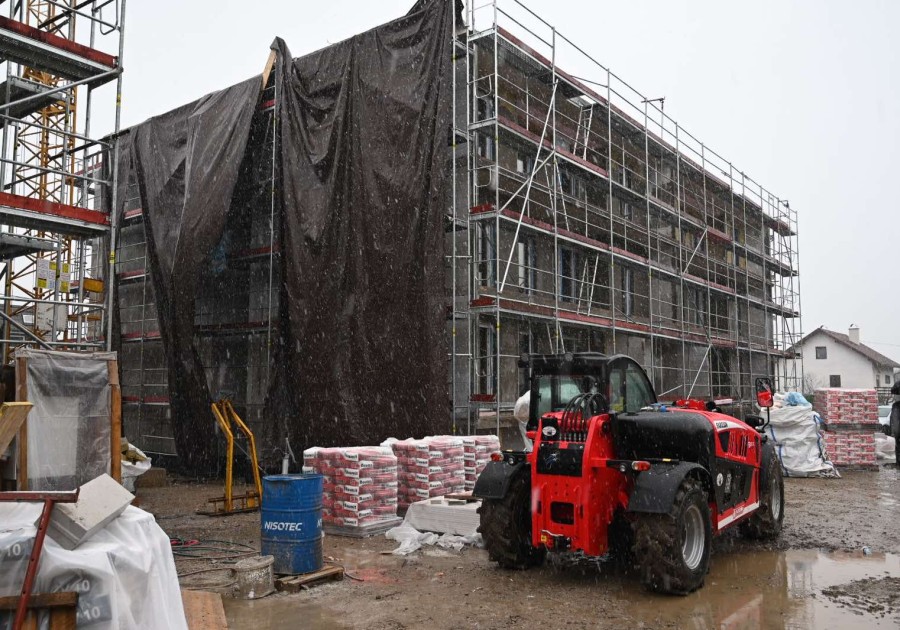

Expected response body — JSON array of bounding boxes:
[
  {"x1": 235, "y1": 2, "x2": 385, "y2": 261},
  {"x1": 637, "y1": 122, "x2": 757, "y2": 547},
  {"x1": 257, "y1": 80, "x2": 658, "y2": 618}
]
[{"x1": 40, "y1": 473, "x2": 135, "y2": 550}]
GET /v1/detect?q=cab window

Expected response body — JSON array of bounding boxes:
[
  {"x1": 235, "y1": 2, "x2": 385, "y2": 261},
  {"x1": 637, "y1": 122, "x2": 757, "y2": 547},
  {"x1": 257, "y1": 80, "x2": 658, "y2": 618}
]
[{"x1": 607, "y1": 359, "x2": 655, "y2": 413}]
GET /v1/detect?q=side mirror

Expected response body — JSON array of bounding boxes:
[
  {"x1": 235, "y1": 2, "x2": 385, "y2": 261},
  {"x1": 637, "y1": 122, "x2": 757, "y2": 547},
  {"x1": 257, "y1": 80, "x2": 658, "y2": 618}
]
[{"x1": 755, "y1": 377, "x2": 774, "y2": 409}]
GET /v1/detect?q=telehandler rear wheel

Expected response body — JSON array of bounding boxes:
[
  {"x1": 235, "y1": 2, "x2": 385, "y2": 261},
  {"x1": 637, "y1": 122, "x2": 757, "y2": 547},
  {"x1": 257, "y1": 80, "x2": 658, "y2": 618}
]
[
  {"x1": 740, "y1": 444, "x2": 784, "y2": 539},
  {"x1": 632, "y1": 477, "x2": 711, "y2": 595},
  {"x1": 477, "y1": 471, "x2": 545, "y2": 570}
]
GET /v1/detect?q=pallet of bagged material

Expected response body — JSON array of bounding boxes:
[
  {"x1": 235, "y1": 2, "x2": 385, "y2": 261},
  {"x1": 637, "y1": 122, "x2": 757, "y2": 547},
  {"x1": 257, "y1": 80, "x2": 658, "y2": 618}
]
[
  {"x1": 275, "y1": 564, "x2": 344, "y2": 592},
  {"x1": 323, "y1": 516, "x2": 402, "y2": 538}
]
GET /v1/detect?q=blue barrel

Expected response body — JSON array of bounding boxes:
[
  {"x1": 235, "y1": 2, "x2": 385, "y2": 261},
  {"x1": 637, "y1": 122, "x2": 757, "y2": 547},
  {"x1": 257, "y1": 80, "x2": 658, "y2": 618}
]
[{"x1": 261, "y1": 474, "x2": 323, "y2": 575}]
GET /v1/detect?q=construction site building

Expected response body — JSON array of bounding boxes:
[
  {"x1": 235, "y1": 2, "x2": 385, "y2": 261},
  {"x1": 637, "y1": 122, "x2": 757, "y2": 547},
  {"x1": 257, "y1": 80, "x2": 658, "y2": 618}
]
[
  {"x1": 109, "y1": 0, "x2": 801, "y2": 461},
  {"x1": 449, "y1": 1, "x2": 802, "y2": 432}
]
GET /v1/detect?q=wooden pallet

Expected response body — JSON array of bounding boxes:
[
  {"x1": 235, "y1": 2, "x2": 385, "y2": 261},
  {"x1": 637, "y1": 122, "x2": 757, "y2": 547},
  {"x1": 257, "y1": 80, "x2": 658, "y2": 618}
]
[
  {"x1": 275, "y1": 564, "x2": 344, "y2": 593},
  {"x1": 0, "y1": 592, "x2": 77, "y2": 629},
  {"x1": 323, "y1": 516, "x2": 402, "y2": 538},
  {"x1": 181, "y1": 589, "x2": 227, "y2": 630}
]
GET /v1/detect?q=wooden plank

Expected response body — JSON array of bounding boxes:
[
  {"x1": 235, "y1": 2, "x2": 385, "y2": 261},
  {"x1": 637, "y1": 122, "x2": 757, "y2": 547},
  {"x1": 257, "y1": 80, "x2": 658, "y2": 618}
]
[
  {"x1": 260, "y1": 49, "x2": 276, "y2": 93},
  {"x1": 0, "y1": 592, "x2": 78, "y2": 610},
  {"x1": 181, "y1": 589, "x2": 228, "y2": 630},
  {"x1": 108, "y1": 359, "x2": 122, "y2": 483},
  {"x1": 15, "y1": 356, "x2": 27, "y2": 490},
  {"x1": 0, "y1": 592, "x2": 78, "y2": 630},
  {"x1": 47, "y1": 606, "x2": 77, "y2": 630},
  {"x1": 444, "y1": 493, "x2": 479, "y2": 502},
  {"x1": 274, "y1": 564, "x2": 344, "y2": 593},
  {"x1": 0, "y1": 401, "x2": 31, "y2": 454}
]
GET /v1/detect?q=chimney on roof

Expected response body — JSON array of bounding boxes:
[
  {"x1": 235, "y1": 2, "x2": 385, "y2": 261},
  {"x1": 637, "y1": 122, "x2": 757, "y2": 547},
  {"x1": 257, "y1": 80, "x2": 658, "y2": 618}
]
[{"x1": 849, "y1": 324, "x2": 860, "y2": 344}]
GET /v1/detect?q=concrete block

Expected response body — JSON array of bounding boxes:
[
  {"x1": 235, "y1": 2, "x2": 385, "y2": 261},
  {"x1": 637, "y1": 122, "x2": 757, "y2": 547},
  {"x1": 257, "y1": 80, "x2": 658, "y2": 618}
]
[
  {"x1": 40, "y1": 473, "x2": 135, "y2": 550},
  {"x1": 135, "y1": 467, "x2": 167, "y2": 488}
]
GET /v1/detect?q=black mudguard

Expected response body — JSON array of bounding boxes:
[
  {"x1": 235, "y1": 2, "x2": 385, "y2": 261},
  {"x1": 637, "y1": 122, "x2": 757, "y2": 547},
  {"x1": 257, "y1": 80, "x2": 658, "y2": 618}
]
[
  {"x1": 472, "y1": 459, "x2": 526, "y2": 500},
  {"x1": 759, "y1": 440, "x2": 779, "y2": 480},
  {"x1": 627, "y1": 461, "x2": 710, "y2": 514}
]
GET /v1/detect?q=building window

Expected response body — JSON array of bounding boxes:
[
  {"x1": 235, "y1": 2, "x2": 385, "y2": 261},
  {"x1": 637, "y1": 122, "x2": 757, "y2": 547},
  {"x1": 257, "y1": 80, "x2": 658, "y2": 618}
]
[
  {"x1": 876, "y1": 375, "x2": 881, "y2": 386},
  {"x1": 516, "y1": 153, "x2": 534, "y2": 175},
  {"x1": 518, "y1": 329, "x2": 532, "y2": 394},
  {"x1": 476, "y1": 132, "x2": 494, "y2": 160},
  {"x1": 517, "y1": 236, "x2": 536, "y2": 293},
  {"x1": 886, "y1": 374, "x2": 893, "y2": 385},
  {"x1": 815, "y1": 346, "x2": 827, "y2": 360},
  {"x1": 612, "y1": 196, "x2": 633, "y2": 221},
  {"x1": 829, "y1": 375, "x2": 842, "y2": 387},
  {"x1": 477, "y1": 324, "x2": 496, "y2": 395},
  {"x1": 559, "y1": 247, "x2": 581, "y2": 302},
  {"x1": 476, "y1": 223, "x2": 496, "y2": 287},
  {"x1": 621, "y1": 267, "x2": 634, "y2": 317}
]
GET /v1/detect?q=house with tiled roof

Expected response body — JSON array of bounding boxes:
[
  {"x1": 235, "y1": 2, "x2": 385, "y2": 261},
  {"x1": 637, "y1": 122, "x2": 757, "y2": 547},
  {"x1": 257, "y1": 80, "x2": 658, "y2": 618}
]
[{"x1": 797, "y1": 325, "x2": 900, "y2": 392}]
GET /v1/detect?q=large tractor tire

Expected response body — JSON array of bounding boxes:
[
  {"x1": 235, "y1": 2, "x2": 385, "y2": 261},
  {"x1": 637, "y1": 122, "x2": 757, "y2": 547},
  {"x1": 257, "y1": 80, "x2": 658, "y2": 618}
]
[
  {"x1": 477, "y1": 471, "x2": 545, "y2": 570},
  {"x1": 891, "y1": 405, "x2": 900, "y2": 466},
  {"x1": 741, "y1": 444, "x2": 785, "y2": 539},
  {"x1": 632, "y1": 477, "x2": 711, "y2": 595}
]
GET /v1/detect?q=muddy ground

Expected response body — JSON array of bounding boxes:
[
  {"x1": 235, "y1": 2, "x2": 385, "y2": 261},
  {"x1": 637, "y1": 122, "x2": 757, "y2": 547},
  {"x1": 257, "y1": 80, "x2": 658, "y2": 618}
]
[{"x1": 138, "y1": 465, "x2": 900, "y2": 629}]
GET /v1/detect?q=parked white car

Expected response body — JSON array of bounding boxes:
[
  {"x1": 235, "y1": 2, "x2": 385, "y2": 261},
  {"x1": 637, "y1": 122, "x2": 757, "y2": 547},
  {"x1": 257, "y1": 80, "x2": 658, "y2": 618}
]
[{"x1": 878, "y1": 405, "x2": 892, "y2": 428}]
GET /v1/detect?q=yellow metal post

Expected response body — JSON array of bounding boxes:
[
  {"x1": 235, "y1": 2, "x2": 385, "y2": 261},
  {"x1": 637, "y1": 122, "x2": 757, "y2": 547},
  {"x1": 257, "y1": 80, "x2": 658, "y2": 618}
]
[{"x1": 200, "y1": 399, "x2": 262, "y2": 516}]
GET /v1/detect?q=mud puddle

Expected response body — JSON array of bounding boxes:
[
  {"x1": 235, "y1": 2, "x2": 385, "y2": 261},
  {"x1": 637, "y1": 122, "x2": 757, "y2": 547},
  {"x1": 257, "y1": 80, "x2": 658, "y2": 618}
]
[
  {"x1": 222, "y1": 550, "x2": 900, "y2": 629},
  {"x1": 223, "y1": 594, "x2": 349, "y2": 630},
  {"x1": 621, "y1": 550, "x2": 900, "y2": 629}
]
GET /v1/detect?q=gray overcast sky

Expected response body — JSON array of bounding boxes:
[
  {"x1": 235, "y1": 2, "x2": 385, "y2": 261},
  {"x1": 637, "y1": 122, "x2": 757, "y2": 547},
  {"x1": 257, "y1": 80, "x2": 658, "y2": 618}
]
[{"x1": 107, "y1": 0, "x2": 900, "y2": 362}]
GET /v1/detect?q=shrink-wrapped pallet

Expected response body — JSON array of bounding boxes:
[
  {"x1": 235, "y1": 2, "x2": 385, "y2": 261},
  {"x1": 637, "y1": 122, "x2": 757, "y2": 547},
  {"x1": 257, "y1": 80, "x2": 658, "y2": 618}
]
[
  {"x1": 460, "y1": 435, "x2": 502, "y2": 490},
  {"x1": 302, "y1": 446, "x2": 399, "y2": 529}
]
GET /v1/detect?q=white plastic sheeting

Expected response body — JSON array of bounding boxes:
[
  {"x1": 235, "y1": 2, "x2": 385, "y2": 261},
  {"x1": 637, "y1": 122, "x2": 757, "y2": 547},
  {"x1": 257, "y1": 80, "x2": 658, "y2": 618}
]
[
  {"x1": 874, "y1": 433, "x2": 896, "y2": 460},
  {"x1": 0, "y1": 504, "x2": 186, "y2": 629},
  {"x1": 17, "y1": 348, "x2": 116, "y2": 491},
  {"x1": 385, "y1": 522, "x2": 482, "y2": 556},
  {"x1": 513, "y1": 391, "x2": 532, "y2": 450},
  {"x1": 763, "y1": 400, "x2": 839, "y2": 478}
]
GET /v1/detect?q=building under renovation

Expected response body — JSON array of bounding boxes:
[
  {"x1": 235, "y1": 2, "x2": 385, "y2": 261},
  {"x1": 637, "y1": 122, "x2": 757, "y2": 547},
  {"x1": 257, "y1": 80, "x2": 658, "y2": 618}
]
[
  {"x1": 451, "y1": 2, "x2": 802, "y2": 430},
  {"x1": 2, "y1": 0, "x2": 801, "y2": 469}
]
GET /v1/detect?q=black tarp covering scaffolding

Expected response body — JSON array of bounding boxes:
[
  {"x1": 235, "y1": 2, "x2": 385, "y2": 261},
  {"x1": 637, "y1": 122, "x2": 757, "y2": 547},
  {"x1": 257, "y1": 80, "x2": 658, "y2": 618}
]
[{"x1": 113, "y1": 0, "x2": 453, "y2": 471}]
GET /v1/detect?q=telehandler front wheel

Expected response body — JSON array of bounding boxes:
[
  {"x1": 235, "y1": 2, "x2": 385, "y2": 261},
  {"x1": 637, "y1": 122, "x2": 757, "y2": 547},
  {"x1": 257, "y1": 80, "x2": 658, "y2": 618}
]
[
  {"x1": 632, "y1": 477, "x2": 711, "y2": 595},
  {"x1": 477, "y1": 471, "x2": 545, "y2": 570}
]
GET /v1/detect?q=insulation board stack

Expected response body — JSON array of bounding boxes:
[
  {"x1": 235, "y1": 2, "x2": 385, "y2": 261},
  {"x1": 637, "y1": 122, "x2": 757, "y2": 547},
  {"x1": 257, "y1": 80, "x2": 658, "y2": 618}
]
[
  {"x1": 461, "y1": 435, "x2": 502, "y2": 491},
  {"x1": 302, "y1": 446, "x2": 399, "y2": 529},
  {"x1": 814, "y1": 388, "x2": 879, "y2": 467},
  {"x1": 813, "y1": 388, "x2": 879, "y2": 425},
  {"x1": 391, "y1": 437, "x2": 466, "y2": 509},
  {"x1": 821, "y1": 432, "x2": 877, "y2": 467}
]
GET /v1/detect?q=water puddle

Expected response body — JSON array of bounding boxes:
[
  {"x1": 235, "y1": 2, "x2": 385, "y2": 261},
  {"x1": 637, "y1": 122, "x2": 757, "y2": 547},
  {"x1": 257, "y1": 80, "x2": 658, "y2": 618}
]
[
  {"x1": 622, "y1": 550, "x2": 900, "y2": 629},
  {"x1": 223, "y1": 596, "x2": 349, "y2": 630},
  {"x1": 219, "y1": 549, "x2": 900, "y2": 629}
]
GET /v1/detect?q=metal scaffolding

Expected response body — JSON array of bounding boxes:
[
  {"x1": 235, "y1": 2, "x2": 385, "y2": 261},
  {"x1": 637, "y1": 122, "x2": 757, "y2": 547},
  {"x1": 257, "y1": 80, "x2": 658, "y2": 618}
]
[
  {"x1": 449, "y1": 0, "x2": 802, "y2": 433},
  {"x1": 0, "y1": 0, "x2": 126, "y2": 362}
]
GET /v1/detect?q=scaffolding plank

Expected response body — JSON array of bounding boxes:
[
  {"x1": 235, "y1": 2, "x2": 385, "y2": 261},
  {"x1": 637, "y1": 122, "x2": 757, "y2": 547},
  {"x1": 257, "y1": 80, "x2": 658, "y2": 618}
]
[
  {"x1": 0, "y1": 76, "x2": 59, "y2": 119},
  {"x1": 0, "y1": 191, "x2": 109, "y2": 235},
  {"x1": 0, "y1": 15, "x2": 116, "y2": 84},
  {"x1": 0, "y1": 232, "x2": 57, "y2": 258}
]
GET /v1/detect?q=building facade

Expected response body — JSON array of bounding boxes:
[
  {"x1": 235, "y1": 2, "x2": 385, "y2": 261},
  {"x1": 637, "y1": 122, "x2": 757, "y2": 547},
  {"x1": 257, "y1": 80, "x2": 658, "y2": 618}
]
[
  {"x1": 450, "y1": 1, "x2": 802, "y2": 431},
  {"x1": 796, "y1": 326, "x2": 898, "y2": 393}
]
